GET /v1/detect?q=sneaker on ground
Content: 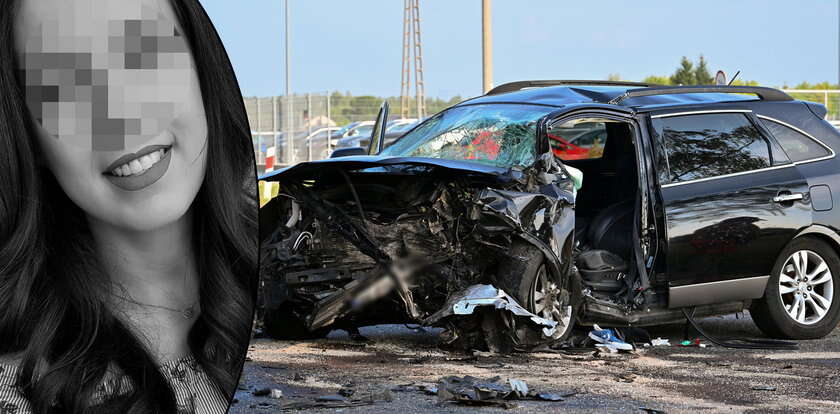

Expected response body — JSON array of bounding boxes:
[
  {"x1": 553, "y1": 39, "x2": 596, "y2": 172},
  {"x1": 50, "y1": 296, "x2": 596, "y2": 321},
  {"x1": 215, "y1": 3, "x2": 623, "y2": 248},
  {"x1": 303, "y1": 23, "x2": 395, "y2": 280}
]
[{"x1": 589, "y1": 324, "x2": 634, "y2": 351}]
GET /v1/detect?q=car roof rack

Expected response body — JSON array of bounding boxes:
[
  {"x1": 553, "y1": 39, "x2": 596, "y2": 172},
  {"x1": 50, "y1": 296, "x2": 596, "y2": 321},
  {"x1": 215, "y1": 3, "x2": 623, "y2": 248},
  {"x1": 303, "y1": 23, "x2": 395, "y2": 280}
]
[
  {"x1": 485, "y1": 80, "x2": 657, "y2": 96},
  {"x1": 608, "y1": 85, "x2": 793, "y2": 105}
]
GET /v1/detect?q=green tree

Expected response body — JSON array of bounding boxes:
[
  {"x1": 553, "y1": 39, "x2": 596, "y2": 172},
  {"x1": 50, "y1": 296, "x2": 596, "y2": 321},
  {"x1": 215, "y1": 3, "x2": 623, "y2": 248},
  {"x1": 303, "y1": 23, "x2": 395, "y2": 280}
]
[
  {"x1": 670, "y1": 56, "x2": 695, "y2": 85},
  {"x1": 694, "y1": 55, "x2": 713, "y2": 85},
  {"x1": 729, "y1": 79, "x2": 760, "y2": 87},
  {"x1": 643, "y1": 75, "x2": 671, "y2": 85}
]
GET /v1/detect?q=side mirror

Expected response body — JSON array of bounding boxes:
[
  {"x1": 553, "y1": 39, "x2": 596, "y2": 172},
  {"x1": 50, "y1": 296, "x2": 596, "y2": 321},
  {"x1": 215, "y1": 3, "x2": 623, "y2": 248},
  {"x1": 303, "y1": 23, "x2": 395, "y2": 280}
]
[{"x1": 330, "y1": 147, "x2": 367, "y2": 158}]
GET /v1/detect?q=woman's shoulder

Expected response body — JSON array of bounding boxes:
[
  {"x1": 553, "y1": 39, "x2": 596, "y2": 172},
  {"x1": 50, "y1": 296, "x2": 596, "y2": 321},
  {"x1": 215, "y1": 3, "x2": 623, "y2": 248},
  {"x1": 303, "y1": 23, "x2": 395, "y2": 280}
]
[
  {"x1": 0, "y1": 354, "x2": 33, "y2": 414},
  {"x1": 0, "y1": 353, "x2": 23, "y2": 379}
]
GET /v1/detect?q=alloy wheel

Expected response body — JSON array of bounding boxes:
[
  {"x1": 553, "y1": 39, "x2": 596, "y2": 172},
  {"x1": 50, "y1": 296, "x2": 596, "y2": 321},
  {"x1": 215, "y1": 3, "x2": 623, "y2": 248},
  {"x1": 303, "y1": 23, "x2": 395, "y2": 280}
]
[
  {"x1": 532, "y1": 264, "x2": 572, "y2": 337},
  {"x1": 778, "y1": 250, "x2": 834, "y2": 325}
]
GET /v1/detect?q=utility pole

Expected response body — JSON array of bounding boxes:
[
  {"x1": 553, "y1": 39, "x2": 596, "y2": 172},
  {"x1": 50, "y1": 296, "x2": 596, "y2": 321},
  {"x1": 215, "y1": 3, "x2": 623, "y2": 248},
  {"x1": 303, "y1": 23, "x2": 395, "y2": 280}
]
[
  {"x1": 285, "y1": 0, "x2": 293, "y2": 164},
  {"x1": 482, "y1": 0, "x2": 493, "y2": 93},
  {"x1": 400, "y1": 0, "x2": 426, "y2": 119},
  {"x1": 400, "y1": 0, "x2": 412, "y2": 119}
]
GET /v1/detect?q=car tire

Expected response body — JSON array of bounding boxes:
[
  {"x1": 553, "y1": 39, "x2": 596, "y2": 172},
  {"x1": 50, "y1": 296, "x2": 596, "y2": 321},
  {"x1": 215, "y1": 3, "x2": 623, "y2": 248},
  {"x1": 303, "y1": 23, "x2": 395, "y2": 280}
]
[
  {"x1": 263, "y1": 304, "x2": 331, "y2": 340},
  {"x1": 751, "y1": 237, "x2": 840, "y2": 339},
  {"x1": 495, "y1": 241, "x2": 576, "y2": 342}
]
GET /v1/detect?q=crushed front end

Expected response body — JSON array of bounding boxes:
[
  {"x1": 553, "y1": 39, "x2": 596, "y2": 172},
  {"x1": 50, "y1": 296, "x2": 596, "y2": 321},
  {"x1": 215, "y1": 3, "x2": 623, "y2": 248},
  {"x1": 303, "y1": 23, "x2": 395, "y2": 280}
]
[{"x1": 259, "y1": 155, "x2": 577, "y2": 351}]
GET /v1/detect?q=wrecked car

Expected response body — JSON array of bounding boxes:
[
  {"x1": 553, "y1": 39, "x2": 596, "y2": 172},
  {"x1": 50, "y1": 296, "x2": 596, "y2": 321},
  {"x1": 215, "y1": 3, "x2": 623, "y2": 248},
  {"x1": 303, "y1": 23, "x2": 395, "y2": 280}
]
[{"x1": 259, "y1": 81, "x2": 840, "y2": 351}]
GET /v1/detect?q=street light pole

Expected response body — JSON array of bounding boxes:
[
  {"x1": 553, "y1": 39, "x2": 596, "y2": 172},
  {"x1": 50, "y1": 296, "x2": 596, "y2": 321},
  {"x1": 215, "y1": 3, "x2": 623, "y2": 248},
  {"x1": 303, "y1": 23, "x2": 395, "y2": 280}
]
[{"x1": 482, "y1": 0, "x2": 493, "y2": 93}]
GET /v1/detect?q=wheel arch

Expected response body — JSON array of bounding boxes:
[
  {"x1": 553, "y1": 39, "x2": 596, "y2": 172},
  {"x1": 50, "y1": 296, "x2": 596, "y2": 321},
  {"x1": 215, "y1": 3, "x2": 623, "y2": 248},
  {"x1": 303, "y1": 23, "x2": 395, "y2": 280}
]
[{"x1": 792, "y1": 225, "x2": 840, "y2": 260}]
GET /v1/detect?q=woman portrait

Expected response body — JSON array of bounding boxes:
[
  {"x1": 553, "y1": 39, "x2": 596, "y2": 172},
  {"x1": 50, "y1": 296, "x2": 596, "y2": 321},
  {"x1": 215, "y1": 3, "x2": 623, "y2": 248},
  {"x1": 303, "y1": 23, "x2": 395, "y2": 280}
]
[{"x1": 0, "y1": 0, "x2": 257, "y2": 412}]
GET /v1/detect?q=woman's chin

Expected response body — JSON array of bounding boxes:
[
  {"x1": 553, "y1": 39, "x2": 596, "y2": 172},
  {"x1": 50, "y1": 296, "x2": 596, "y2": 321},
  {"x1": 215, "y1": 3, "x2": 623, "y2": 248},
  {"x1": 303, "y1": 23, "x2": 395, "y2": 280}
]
[{"x1": 85, "y1": 197, "x2": 194, "y2": 233}]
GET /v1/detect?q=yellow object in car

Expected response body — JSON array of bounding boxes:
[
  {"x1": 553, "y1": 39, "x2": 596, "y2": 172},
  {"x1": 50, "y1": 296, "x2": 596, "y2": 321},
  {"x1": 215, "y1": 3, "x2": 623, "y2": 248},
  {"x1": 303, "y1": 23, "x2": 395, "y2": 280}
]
[{"x1": 258, "y1": 180, "x2": 280, "y2": 208}]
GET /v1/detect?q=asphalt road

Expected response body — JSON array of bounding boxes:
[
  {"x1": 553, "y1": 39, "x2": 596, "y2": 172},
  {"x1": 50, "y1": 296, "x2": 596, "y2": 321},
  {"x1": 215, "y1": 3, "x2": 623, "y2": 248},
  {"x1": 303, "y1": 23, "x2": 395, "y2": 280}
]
[{"x1": 231, "y1": 312, "x2": 840, "y2": 413}]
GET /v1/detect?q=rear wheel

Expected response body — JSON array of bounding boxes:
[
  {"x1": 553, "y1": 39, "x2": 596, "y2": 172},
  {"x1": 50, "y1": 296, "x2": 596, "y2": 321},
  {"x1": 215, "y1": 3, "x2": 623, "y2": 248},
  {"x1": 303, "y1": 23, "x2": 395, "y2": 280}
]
[
  {"x1": 751, "y1": 238, "x2": 840, "y2": 339},
  {"x1": 496, "y1": 241, "x2": 576, "y2": 342}
]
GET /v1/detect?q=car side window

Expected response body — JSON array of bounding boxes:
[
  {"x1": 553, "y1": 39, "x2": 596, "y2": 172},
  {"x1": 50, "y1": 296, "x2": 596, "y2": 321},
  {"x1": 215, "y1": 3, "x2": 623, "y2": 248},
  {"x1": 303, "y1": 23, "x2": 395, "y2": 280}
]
[
  {"x1": 759, "y1": 118, "x2": 831, "y2": 163},
  {"x1": 653, "y1": 113, "x2": 773, "y2": 184},
  {"x1": 547, "y1": 119, "x2": 607, "y2": 161}
]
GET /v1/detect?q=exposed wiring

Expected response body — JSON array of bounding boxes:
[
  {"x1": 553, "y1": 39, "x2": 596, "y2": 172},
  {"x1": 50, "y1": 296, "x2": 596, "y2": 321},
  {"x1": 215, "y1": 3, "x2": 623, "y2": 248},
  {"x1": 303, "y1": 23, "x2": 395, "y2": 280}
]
[
  {"x1": 681, "y1": 307, "x2": 798, "y2": 350},
  {"x1": 337, "y1": 169, "x2": 369, "y2": 231}
]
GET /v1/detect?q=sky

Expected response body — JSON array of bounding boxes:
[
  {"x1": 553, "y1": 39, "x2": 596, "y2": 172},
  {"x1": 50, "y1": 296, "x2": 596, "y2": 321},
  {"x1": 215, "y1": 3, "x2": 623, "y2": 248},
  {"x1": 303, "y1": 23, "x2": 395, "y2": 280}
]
[{"x1": 201, "y1": 0, "x2": 840, "y2": 99}]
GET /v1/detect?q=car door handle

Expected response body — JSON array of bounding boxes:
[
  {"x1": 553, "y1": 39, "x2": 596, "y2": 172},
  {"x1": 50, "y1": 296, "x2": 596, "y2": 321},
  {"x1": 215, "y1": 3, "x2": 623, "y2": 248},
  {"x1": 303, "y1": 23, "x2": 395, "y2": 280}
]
[{"x1": 773, "y1": 193, "x2": 804, "y2": 203}]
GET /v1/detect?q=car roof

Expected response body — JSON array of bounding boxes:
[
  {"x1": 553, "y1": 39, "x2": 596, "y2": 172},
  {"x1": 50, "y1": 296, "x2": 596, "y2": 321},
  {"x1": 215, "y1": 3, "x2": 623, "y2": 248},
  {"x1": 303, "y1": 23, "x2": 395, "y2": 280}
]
[{"x1": 459, "y1": 84, "x2": 764, "y2": 112}]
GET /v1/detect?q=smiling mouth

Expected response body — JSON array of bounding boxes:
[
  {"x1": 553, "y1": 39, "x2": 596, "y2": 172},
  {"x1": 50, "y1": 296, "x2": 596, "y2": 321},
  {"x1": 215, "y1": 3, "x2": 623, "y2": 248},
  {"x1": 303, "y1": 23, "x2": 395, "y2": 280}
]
[
  {"x1": 104, "y1": 145, "x2": 172, "y2": 177},
  {"x1": 102, "y1": 144, "x2": 174, "y2": 191}
]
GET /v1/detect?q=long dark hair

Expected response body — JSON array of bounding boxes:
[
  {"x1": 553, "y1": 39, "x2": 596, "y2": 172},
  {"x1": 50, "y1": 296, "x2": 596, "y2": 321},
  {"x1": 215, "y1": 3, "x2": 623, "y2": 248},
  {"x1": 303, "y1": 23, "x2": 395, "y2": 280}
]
[{"x1": 0, "y1": 0, "x2": 257, "y2": 412}]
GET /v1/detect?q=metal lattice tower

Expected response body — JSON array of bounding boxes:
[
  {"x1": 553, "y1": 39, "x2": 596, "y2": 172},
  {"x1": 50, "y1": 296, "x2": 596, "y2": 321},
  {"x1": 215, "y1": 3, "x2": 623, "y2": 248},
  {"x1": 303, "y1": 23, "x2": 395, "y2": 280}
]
[{"x1": 400, "y1": 0, "x2": 426, "y2": 119}]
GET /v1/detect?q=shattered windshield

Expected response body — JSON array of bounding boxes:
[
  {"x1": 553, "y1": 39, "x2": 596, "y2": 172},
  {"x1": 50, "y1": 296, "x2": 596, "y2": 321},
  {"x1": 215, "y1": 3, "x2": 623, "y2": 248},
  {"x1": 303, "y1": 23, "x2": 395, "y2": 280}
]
[{"x1": 380, "y1": 104, "x2": 551, "y2": 168}]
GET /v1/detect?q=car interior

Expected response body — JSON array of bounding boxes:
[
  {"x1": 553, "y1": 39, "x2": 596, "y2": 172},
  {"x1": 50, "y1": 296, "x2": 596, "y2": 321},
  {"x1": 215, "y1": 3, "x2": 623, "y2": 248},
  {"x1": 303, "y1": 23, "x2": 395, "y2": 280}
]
[
  {"x1": 550, "y1": 118, "x2": 638, "y2": 259},
  {"x1": 549, "y1": 117, "x2": 641, "y2": 298}
]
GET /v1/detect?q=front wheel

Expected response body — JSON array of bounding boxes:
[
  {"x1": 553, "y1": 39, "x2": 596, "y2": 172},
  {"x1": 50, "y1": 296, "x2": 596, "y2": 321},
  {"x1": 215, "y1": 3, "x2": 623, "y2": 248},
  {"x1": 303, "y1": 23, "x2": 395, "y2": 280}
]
[
  {"x1": 495, "y1": 241, "x2": 576, "y2": 343},
  {"x1": 751, "y1": 238, "x2": 840, "y2": 339}
]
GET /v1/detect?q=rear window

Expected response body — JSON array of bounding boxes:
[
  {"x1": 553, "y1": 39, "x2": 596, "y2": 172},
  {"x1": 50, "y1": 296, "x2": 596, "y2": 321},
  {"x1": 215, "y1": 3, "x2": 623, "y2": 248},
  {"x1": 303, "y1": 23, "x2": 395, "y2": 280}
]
[
  {"x1": 654, "y1": 113, "x2": 773, "y2": 184},
  {"x1": 759, "y1": 118, "x2": 831, "y2": 162}
]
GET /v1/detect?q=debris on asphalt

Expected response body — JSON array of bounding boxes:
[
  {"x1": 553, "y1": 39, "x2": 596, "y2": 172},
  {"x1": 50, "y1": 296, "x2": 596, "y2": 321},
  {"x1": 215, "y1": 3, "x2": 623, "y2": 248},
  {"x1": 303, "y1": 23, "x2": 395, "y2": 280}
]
[
  {"x1": 444, "y1": 355, "x2": 479, "y2": 362},
  {"x1": 751, "y1": 385, "x2": 777, "y2": 391},
  {"x1": 507, "y1": 378, "x2": 528, "y2": 398},
  {"x1": 408, "y1": 355, "x2": 433, "y2": 364},
  {"x1": 649, "y1": 337, "x2": 670, "y2": 347},
  {"x1": 252, "y1": 388, "x2": 271, "y2": 397},
  {"x1": 678, "y1": 338, "x2": 708, "y2": 348},
  {"x1": 420, "y1": 385, "x2": 438, "y2": 395},
  {"x1": 614, "y1": 372, "x2": 637, "y2": 383},
  {"x1": 536, "y1": 392, "x2": 564, "y2": 401},
  {"x1": 430, "y1": 375, "x2": 572, "y2": 408},
  {"x1": 427, "y1": 284, "x2": 566, "y2": 353},
  {"x1": 274, "y1": 388, "x2": 393, "y2": 411},
  {"x1": 269, "y1": 389, "x2": 284, "y2": 399},
  {"x1": 639, "y1": 407, "x2": 667, "y2": 414},
  {"x1": 316, "y1": 394, "x2": 348, "y2": 402}
]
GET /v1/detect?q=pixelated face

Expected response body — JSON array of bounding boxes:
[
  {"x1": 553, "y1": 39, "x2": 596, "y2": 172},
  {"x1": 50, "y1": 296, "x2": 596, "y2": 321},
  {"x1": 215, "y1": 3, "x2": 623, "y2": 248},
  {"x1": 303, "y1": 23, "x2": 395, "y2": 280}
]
[
  {"x1": 18, "y1": 0, "x2": 195, "y2": 151},
  {"x1": 15, "y1": 0, "x2": 209, "y2": 232}
]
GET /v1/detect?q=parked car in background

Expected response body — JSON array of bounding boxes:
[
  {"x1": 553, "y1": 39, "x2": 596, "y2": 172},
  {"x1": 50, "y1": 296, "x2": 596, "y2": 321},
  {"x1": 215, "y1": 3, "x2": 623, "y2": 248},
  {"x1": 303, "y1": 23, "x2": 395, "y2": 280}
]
[
  {"x1": 261, "y1": 81, "x2": 840, "y2": 349},
  {"x1": 276, "y1": 127, "x2": 340, "y2": 163},
  {"x1": 330, "y1": 120, "x2": 376, "y2": 140},
  {"x1": 386, "y1": 118, "x2": 418, "y2": 131},
  {"x1": 334, "y1": 118, "x2": 422, "y2": 150}
]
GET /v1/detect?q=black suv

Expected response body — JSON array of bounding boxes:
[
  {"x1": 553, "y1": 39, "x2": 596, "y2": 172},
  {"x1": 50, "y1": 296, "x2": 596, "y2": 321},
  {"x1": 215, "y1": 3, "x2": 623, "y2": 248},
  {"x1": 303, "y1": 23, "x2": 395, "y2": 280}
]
[{"x1": 259, "y1": 81, "x2": 840, "y2": 348}]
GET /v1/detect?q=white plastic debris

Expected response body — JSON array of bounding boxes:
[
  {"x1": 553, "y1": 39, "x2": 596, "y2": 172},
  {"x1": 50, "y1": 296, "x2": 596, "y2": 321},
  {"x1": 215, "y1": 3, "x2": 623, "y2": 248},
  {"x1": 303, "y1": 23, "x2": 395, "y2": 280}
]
[
  {"x1": 449, "y1": 284, "x2": 559, "y2": 337},
  {"x1": 650, "y1": 337, "x2": 670, "y2": 347}
]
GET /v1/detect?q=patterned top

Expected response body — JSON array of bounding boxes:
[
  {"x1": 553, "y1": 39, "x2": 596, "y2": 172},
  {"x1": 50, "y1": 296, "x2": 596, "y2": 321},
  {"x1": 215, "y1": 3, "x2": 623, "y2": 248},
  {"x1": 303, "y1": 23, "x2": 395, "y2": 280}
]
[{"x1": 0, "y1": 355, "x2": 227, "y2": 414}]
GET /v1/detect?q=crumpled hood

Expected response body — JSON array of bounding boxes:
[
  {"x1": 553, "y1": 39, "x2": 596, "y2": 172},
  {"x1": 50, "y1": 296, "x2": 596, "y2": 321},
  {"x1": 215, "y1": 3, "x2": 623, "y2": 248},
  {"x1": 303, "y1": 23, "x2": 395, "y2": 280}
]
[{"x1": 259, "y1": 155, "x2": 522, "y2": 181}]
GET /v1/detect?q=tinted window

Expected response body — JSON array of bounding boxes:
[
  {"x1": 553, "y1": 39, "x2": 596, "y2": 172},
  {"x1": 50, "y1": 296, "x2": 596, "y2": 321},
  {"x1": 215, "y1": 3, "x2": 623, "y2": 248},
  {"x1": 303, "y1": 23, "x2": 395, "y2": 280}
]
[
  {"x1": 654, "y1": 113, "x2": 772, "y2": 183},
  {"x1": 759, "y1": 118, "x2": 831, "y2": 162},
  {"x1": 547, "y1": 119, "x2": 608, "y2": 161}
]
